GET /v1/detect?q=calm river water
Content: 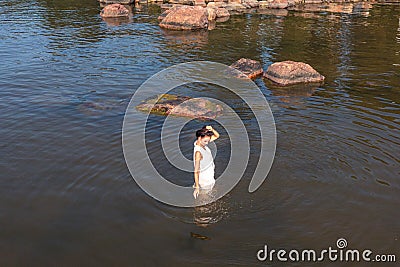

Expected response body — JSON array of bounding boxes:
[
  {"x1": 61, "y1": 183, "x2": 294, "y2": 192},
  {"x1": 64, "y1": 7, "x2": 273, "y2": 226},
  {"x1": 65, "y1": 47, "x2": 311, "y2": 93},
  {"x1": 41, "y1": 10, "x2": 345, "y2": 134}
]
[{"x1": 0, "y1": 0, "x2": 399, "y2": 266}]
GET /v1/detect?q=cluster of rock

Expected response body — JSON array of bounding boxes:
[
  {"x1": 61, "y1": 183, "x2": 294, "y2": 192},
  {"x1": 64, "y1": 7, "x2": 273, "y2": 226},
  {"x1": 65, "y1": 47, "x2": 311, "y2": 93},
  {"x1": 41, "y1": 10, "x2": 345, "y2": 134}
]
[
  {"x1": 156, "y1": 1, "x2": 284, "y2": 28},
  {"x1": 99, "y1": 0, "x2": 375, "y2": 27},
  {"x1": 99, "y1": 0, "x2": 375, "y2": 15},
  {"x1": 230, "y1": 58, "x2": 325, "y2": 85},
  {"x1": 134, "y1": 60, "x2": 324, "y2": 119}
]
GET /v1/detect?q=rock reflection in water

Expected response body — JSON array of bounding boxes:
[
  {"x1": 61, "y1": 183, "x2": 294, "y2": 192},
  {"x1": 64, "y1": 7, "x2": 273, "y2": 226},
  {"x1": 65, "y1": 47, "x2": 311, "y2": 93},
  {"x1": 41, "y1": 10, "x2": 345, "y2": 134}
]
[
  {"x1": 352, "y1": 2, "x2": 373, "y2": 17},
  {"x1": 161, "y1": 28, "x2": 209, "y2": 48},
  {"x1": 265, "y1": 80, "x2": 319, "y2": 107},
  {"x1": 292, "y1": 12, "x2": 321, "y2": 19},
  {"x1": 101, "y1": 16, "x2": 134, "y2": 26},
  {"x1": 256, "y1": 8, "x2": 288, "y2": 17},
  {"x1": 215, "y1": 16, "x2": 230, "y2": 23},
  {"x1": 289, "y1": 2, "x2": 373, "y2": 17}
]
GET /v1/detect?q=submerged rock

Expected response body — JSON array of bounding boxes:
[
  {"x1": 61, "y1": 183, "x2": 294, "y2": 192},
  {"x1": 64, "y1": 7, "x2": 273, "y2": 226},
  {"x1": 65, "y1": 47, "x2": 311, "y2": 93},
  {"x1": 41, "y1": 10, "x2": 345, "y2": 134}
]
[
  {"x1": 264, "y1": 61, "x2": 325, "y2": 86},
  {"x1": 230, "y1": 58, "x2": 264, "y2": 79},
  {"x1": 77, "y1": 98, "x2": 125, "y2": 116},
  {"x1": 190, "y1": 232, "x2": 211, "y2": 240},
  {"x1": 159, "y1": 6, "x2": 209, "y2": 30},
  {"x1": 136, "y1": 94, "x2": 223, "y2": 119},
  {"x1": 100, "y1": 3, "x2": 130, "y2": 18}
]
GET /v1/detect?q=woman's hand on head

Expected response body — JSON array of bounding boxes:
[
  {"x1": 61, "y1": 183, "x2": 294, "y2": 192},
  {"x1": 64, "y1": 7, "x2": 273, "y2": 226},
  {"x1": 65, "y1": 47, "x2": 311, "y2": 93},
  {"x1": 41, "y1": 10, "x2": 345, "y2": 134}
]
[{"x1": 205, "y1": 125, "x2": 213, "y2": 131}]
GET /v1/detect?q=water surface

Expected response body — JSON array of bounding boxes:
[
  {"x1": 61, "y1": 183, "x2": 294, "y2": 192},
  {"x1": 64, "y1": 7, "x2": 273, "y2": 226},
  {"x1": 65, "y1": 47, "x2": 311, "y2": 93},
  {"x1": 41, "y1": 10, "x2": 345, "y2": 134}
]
[{"x1": 0, "y1": 1, "x2": 399, "y2": 266}]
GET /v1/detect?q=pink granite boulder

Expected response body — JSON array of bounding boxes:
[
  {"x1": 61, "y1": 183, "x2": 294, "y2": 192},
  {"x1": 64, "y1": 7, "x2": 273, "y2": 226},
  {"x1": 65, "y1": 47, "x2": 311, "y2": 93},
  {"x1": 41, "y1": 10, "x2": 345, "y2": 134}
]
[
  {"x1": 230, "y1": 58, "x2": 264, "y2": 79},
  {"x1": 264, "y1": 61, "x2": 325, "y2": 85},
  {"x1": 100, "y1": 3, "x2": 129, "y2": 18},
  {"x1": 159, "y1": 6, "x2": 209, "y2": 30}
]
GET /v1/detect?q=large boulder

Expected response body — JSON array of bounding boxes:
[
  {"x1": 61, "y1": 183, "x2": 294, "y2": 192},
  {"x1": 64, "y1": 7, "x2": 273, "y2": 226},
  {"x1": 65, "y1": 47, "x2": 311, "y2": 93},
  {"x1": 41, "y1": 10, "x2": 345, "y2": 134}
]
[
  {"x1": 215, "y1": 7, "x2": 230, "y2": 18},
  {"x1": 230, "y1": 58, "x2": 264, "y2": 79},
  {"x1": 225, "y1": 3, "x2": 247, "y2": 13},
  {"x1": 258, "y1": 0, "x2": 291, "y2": 9},
  {"x1": 158, "y1": 5, "x2": 181, "y2": 21},
  {"x1": 100, "y1": 3, "x2": 129, "y2": 18},
  {"x1": 159, "y1": 6, "x2": 209, "y2": 30},
  {"x1": 269, "y1": 0, "x2": 290, "y2": 9},
  {"x1": 136, "y1": 94, "x2": 223, "y2": 120},
  {"x1": 243, "y1": 0, "x2": 260, "y2": 8},
  {"x1": 264, "y1": 61, "x2": 325, "y2": 85}
]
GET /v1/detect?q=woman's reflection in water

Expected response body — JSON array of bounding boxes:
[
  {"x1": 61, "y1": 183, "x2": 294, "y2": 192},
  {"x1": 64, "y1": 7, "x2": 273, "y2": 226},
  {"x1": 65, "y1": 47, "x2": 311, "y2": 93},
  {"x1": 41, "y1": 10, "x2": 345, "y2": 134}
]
[{"x1": 192, "y1": 184, "x2": 229, "y2": 227}]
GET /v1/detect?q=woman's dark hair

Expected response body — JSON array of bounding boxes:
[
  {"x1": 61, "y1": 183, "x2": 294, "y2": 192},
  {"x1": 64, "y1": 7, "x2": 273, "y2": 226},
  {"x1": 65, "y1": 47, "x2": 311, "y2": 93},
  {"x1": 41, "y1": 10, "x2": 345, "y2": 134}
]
[{"x1": 196, "y1": 127, "x2": 214, "y2": 138}]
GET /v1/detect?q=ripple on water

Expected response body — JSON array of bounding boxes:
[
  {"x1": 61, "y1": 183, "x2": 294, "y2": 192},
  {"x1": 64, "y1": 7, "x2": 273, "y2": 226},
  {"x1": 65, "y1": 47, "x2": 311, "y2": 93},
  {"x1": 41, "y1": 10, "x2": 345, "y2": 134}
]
[{"x1": 0, "y1": 1, "x2": 399, "y2": 265}]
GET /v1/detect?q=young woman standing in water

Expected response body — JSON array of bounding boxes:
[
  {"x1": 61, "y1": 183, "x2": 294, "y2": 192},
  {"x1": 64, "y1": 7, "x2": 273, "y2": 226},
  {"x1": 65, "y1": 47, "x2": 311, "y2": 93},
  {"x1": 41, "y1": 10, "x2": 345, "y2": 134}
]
[{"x1": 193, "y1": 125, "x2": 220, "y2": 199}]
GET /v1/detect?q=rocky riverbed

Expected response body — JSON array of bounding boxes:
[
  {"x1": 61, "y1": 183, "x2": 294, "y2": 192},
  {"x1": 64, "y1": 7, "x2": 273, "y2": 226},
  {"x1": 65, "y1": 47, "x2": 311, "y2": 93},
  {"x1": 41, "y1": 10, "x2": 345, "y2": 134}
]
[{"x1": 99, "y1": 0, "x2": 384, "y2": 30}]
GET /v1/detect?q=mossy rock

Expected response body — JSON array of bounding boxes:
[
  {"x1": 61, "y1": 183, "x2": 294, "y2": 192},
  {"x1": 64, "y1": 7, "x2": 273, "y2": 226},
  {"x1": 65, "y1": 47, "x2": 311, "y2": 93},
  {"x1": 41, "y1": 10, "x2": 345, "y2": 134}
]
[{"x1": 136, "y1": 94, "x2": 223, "y2": 120}]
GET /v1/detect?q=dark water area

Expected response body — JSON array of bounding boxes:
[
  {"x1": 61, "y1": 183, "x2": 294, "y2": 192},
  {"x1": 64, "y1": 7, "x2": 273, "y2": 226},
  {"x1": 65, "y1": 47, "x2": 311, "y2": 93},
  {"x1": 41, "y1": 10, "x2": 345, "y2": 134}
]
[{"x1": 0, "y1": 0, "x2": 399, "y2": 266}]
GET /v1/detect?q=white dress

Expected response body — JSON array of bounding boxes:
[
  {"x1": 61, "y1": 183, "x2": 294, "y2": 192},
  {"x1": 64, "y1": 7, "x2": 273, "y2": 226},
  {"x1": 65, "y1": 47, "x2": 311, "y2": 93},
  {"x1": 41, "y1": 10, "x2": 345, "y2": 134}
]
[{"x1": 193, "y1": 141, "x2": 215, "y2": 189}]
